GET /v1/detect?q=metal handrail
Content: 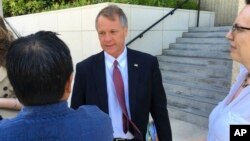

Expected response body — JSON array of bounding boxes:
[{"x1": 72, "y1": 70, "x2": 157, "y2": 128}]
[
  {"x1": 126, "y1": 0, "x2": 189, "y2": 46},
  {"x1": 196, "y1": 0, "x2": 201, "y2": 27},
  {"x1": 3, "y1": 18, "x2": 20, "y2": 38}
]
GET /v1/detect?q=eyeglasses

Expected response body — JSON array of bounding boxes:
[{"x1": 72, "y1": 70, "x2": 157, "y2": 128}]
[{"x1": 231, "y1": 24, "x2": 250, "y2": 32}]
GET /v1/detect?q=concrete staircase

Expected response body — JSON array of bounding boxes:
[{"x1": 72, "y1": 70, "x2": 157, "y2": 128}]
[{"x1": 158, "y1": 26, "x2": 232, "y2": 127}]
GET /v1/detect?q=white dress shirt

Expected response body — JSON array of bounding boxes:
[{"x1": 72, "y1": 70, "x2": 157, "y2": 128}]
[
  {"x1": 104, "y1": 47, "x2": 134, "y2": 139},
  {"x1": 207, "y1": 65, "x2": 250, "y2": 141}
]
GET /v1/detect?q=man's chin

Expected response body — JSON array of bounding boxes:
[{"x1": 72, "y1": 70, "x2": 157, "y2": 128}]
[{"x1": 106, "y1": 51, "x2": 118, "y2": 58}]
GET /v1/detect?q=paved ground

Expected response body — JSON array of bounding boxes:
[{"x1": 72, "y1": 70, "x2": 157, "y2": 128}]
[
  {"x1": 0, "y1": 109, "x2": 208, "y2": 141},
  {"x1": 170, "y1": 118, "x2": 207, "y2": 141}
]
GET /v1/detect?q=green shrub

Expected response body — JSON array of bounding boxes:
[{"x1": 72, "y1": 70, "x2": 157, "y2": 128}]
[
  {"x1": 3, "y1": 0, "x2": 198, "y2": 17},
  {"x1": 178, "y1": 0, "x2": 198, "y2": 10}
]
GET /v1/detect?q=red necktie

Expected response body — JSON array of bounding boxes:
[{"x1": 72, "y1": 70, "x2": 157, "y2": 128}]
[
  {"x1": 113, "y1": 60, "x2": 129, "y2": 133},
  {"x1": 113, "y1": 60, "x2": 143, "y2": 140}
]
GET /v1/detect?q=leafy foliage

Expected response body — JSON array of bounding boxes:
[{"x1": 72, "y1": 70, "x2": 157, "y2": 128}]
[{"x1": 3, "y1": 0, "x2": 198, "y2": 17}]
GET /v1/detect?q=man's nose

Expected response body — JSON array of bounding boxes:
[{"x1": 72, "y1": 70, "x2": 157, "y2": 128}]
[{"x1": 104, "y1": 34, "x2": 112, "y2": 42}]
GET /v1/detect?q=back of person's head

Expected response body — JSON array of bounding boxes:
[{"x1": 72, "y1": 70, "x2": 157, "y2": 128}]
[
  {"x1": 6, "y1": 31, "x2": 73, "y2": 106},
  {"x1": 246, "y1": 0, "x2": 250, "y2": 4},
  {"x1": 95, "y1": 4, "x2": 128, "y2": 29},
  {"x1": 0, "y1": 20, "x2": 14, "y2": 67}
]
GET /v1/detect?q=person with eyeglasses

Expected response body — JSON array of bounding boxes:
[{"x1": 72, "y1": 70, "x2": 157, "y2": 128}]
[
  {"x1": 207, "y1": 0, "x2": 250, "y2": 140},
  {"x1": 0, "y1": 16, "x2": 22, "y2": 118}
]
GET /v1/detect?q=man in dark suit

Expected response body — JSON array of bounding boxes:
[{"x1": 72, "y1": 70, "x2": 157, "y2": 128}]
[{"x1": 71, "y1": 4, "x2": 172, "y2": 141}]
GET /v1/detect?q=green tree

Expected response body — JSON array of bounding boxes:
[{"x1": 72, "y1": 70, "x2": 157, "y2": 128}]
[{"x1": 3, "y1": 0, "x2": 198, "y2": 17}]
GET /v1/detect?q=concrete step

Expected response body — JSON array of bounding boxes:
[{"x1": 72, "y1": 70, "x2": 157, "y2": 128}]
[
  {"x1": 162, "y1": 49, "x2": 231, "y2": 59},
  {"x1": 163, "y1": 82, "x2": 226, "y2": 103},
  {"x1": 176, "y1": 37, "x2": 229, "y2": 44},
  {"x1": 167, "y1": 93, "x2": 216, "y2": 117},
  {"x1": 159, "y1": 62, "x2": 231, "y2": 79},
  {"x1": 157, "y1": 55, "x2": 232, "y2": 69},
  {"x1": 164, "y1": 78, "x2": 228, "y2": 94},
  {"x1": 163, "y1": 26, "x2": 233, "y2": 128},
  {"x1": 168, "y1": 100, "x2": 217, "y2": 118},
  {"x1": 168, "y1": 105, "x2": 209, "y2": 127},
  {"x1": 162, "y1": 71, "x2": 231, "y2": 91},
  {"x1": 169, "y1": 43, "x2": 230, "y2": 52},
  {"x1": 188, "y1": 26, "x2": 231, "y2": 32},
  {"x1": 182, "y1": 32, "x2": 227, "y2": 38},
  {"x1": 162, "y1": 72, "x2": 230, "y2": 93}
]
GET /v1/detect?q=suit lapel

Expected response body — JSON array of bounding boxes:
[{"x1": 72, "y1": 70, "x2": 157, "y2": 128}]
[
  {"x1": 92, "y1": 49, "x2": 140, "y2": 116},
  {"x1": 93, "y1": 52, "x2": 109, "y2": 113},
  {"x1": 127, "y1": 48, "x2": 140, "y2": 120}
]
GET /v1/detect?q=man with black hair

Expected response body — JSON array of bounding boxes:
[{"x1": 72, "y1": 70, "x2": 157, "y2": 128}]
[{"x1": 0, "y1": 31, "x2": 113, "y2": 141}]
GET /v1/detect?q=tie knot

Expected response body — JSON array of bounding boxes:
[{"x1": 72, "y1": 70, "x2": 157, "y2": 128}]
[{"x1": 114, "y1": 60, "x2": 118, "y2": 67}]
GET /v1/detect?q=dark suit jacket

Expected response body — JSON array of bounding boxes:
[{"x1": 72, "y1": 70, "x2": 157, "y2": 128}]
[{"x1": 71, "y1": 48, "x2": 172, "y2": 141}]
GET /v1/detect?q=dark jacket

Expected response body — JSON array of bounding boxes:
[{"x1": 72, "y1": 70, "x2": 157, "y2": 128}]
[{"x1": 71, "y1": 48, "x2": 172, "y2": 141}]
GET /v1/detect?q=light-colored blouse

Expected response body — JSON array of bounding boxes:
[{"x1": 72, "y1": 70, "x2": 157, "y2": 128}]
[
  {"x1": 0, "y1": 66, "x2": 15, "y2": 98},
  {"x1": 207, "y1": 65, "x2": 250, "y2": 141}
]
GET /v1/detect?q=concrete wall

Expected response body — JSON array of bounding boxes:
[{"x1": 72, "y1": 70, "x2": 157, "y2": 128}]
[
  {"x1": 200, "y1": 0, "x2": 245, "y2": 26},
  {"x1": 0, "y1": 0, "x2": 3, "y2": 17},
  {"x1": 6, "y1": 3, "x2": 215, "y2": 66}
]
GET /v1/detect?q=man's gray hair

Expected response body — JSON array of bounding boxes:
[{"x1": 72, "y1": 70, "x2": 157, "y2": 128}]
[{"x1": 95, "y1": 5, "x2": 128, "y2": 29}]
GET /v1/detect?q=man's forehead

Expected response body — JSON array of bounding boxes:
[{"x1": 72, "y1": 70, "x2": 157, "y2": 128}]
[{"x1": 100, "y1": 14, "x2": 119, "y2": 21}]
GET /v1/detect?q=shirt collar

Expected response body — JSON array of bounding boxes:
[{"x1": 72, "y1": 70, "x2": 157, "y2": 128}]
[
  {"x1": 104, "y1": 47, "x2": 127, "y2": 69},
  {"x1": 19, "y1": 101, "x2": 70, "y2": 119}
]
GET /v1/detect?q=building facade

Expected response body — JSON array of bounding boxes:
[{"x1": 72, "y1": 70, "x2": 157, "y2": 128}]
[{"x1": 200, "y1": 0, "x2": 244, "y2": 26}]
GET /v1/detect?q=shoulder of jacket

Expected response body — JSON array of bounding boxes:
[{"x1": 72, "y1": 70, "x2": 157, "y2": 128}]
[
  {"x1": 76, "y1": 51, "x2": 103, "y2": 67},
  {"x1": 128, "y1": 48, "x2": 155, "y2": 59}
]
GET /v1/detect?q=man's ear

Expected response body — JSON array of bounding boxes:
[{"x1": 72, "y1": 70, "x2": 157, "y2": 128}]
[{"x1": 61, "y1": 73, "x2": 73, "y2": 101}]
